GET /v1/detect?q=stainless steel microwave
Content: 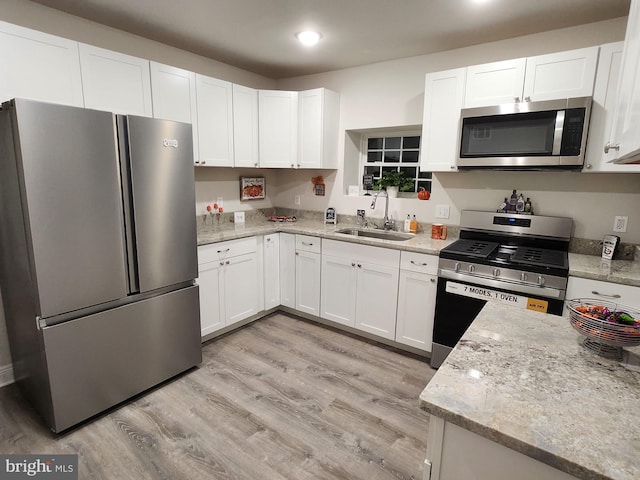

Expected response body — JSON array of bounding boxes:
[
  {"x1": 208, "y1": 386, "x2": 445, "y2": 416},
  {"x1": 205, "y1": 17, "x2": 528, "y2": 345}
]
[{"x1": 457, "y1": 97, "x2": 592, "y2": 170}]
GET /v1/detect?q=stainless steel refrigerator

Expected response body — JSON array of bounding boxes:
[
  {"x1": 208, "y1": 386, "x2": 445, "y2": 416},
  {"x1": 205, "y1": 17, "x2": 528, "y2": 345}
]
[{"x1": 0, "y1": 98, "x2": 202, "y2": 432}]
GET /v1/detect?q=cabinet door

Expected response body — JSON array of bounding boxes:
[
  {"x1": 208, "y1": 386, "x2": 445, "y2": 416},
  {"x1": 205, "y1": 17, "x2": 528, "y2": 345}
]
[
  {"x1": 196, "y1": 74, "x2": 234, "y2": 167},
  {"x1": 522, "y1": 47, "x2": 598, "y2": 102},
  {"x1": 608, "y1": 0, "x2": 640, "y2": 163},
  {"x1": 224, "y1": 252, "x2": 259, "y2": 326},
  {"x1": 464, "y1": 58, "x2": 526, "y2": 108},
  {"x1": 419, "y1": 68, "x2": 465, "y2": 172},
  {"x1": 295, "y1": 250, "x2": 321, "y2": 316},
  {"x1": 320, "y1": 254, "x2": 357, "y2": 326},
  {"x1": 259, "y1": 90, "x2": 298, "y2": 168},
  {"x1": 280, "y1": 233, "x2": 296, "y2": 308},
  {"x1": 263, "y1": 234, "x2": 280, "y2": 310},
  {"x1": 354, "y1": 262, "x2": 399, "y2": 340},
  {"x1": 396, "y1": 270, "x2": 436, "y2": 351},
  {"x1": 0, "y1": 20, "x2": 83, "y2": 106},
  {"x1": 79, "y1": 44, "x2": 152, "y2": 116},
  {"x1": 198, "y1": 261, "x2": 224, "y2": 337},
  {"x1": 233, "y1": 84, "x2": 259, "y2": 168},
  {"x1": 583, "y1": 43, "x2": 639, "y2": 172},
  {"x1": 149, "y1": 62, "x2": 199, "y2": 163},
  {"x1": 297, "y1": 88, "x2": 340, "y2": 169}
]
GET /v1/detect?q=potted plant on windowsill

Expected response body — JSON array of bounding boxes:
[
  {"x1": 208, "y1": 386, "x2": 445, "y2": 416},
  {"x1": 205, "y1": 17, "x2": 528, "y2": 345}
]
[{"x1": 375, "y1": 171, "x2": 414, "y2": 198}]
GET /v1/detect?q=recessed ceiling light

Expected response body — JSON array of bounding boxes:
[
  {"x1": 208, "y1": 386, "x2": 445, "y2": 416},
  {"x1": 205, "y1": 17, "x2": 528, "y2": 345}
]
[{"x1": 296, "y1": 31, "x2": 322, "y2": 47}]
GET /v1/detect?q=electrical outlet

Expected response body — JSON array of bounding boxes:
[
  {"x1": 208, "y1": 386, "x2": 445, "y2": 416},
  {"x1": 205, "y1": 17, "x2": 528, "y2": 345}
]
[
  {"x1": 435, "y1": 204, "x2": 450, "y2": 219},
  {"x1": 613, "y1": 215, "x2": 628, "y2": 233},
  {"x1": 294, "y1": 195, "x2": 301, "y2": 205}
]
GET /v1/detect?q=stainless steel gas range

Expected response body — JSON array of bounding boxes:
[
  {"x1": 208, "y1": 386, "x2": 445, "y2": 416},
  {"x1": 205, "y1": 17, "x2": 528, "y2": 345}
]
[{"x1": 431, "y1": 210, "x2": 573, "y2": 368}]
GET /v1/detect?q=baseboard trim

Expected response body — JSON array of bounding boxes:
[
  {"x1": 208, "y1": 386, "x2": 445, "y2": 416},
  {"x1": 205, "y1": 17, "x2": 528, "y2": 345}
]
[{"x1": 0, "y1": 363, "x2": 15, "y2": 387}]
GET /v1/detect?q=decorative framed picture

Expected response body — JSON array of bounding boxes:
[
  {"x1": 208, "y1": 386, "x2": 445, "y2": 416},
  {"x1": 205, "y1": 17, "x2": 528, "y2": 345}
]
[
  {"x1": 314, "y1": 183, "x2": 325, "y2": 196},
  {"x1": 240, "y1": 177, "x2": 266, "y2": 201}
]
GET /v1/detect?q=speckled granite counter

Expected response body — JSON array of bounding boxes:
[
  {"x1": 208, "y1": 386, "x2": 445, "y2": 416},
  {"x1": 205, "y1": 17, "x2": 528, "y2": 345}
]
[
  {"x1": 196, "y1": 218, "x2": 640, "y2": 287},
  {"x1": 420, "y1": 302, "x2": 640, "y2": 480},
  {"x1": 569, "y1": 252, "x2": 640, "y2": 287},
  {"x1": 197, "y1": 219, "x2": 455, "y2": 255}
]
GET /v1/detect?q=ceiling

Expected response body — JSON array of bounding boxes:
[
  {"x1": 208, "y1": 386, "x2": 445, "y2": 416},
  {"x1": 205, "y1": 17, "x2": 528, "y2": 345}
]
[{"x1": 29, "y1": 0, "x2": 631, "y2": 79}]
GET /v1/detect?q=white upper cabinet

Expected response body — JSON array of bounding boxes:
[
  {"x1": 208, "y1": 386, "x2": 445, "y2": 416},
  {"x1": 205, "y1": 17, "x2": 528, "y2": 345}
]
[
  {"x1": 464, "y1": 58, "x2": 526, "y2": 108},
  {"x1": 0, "y1": 21, "x2": 83, "y2": 107},
  {"x1": 195, "y1": 74, "x2": 234, "y2": 167},
  {"x1": 149, "y1": 62, "x2": 199, "y2": 162},
  {"x1": 464, "y1": 47, "x2": 598, "y2": 108},
  {"x1": 233, "y1": 84, "x2": 260, "y2": 168},
  {"x1": 583, "y1": 42, "x2": 640, "y2": 172},
  {"x1": 419, "y1": 68, "x2": 466, "y2": 172},
  {"x1": 607, "y1": 0, "x2": 640, "y2": 164},
  {"x1": 79, "y1": 44, "x2": 152, "y2": 116},
  {"x1": 259, "y1": 90, "x2": 299, "y2": 168},
  {"x1": 523, "y1": 47, "x2": 598, "y2": 102},
  {"x1": 297, "y1": 88, "x2": 340, "y2": 169}
]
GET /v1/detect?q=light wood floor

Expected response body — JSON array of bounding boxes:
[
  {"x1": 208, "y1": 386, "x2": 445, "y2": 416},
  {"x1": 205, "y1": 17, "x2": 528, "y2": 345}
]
[{"x1": 0, "y1": 312, "x2": 436, "y2": 479}]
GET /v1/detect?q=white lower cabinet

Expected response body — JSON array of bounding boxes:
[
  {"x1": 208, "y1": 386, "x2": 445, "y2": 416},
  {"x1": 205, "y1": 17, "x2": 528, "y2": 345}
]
[
  {"x1": 197, "y1": 237, "x2": 260, "y2": 337},
  {"x1": 565, "y1": 276, "x2": 640, "y2": 315},
  {"x1": 295, "y1": 235, "x2": 321, "y2": 316},
  {"x1": 263, "y1": 234, "x2": 280, "y2": 310},
  {"x1": 396, "y1": 252, "x2": 438, "y2": 352},
  {"x1": 321, "y1": 239, "x2": 400, "y2": 341},
  {"x1": 279, "y1": 233, "x2": 296, "y2": 308}
]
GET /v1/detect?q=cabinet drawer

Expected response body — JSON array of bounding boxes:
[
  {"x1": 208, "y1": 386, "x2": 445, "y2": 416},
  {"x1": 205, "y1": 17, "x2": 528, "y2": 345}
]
[
  {"x1": 400, "y1": 251, "x2": 438, "y2": 275},
  {"x1": 296, "y1": 234, "x2": 321, "y2": 253},
  {"x1": 198, "y1": 237, "x2": 256, "y2": 264},
  {"x1": 322, "y1": 239, "x2": 400, "y2": 268},
  {"x1": 566, "y1": 276, "x2": 640, "y2": 310}
]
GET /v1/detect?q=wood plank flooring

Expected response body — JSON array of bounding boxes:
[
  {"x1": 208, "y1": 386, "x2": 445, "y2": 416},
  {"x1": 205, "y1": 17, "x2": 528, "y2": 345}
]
[{"x1": 0, "y1": 312, "x2": 436, "y2": 479}]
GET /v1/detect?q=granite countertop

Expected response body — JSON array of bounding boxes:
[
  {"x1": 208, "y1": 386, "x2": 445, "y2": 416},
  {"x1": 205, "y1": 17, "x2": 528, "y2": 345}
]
[
  {"x1": 197, "y1": 218, "x2": 455, "y2": 255},
  {"x1": 419, "y1": 302, "x2": 640, "y2": 480},
  {"x1": 569, "y1": 252, "x2": 640, "y2": 288},
  {"x1": 196, "y1": 218, "x2": 640, "y2": 287}
]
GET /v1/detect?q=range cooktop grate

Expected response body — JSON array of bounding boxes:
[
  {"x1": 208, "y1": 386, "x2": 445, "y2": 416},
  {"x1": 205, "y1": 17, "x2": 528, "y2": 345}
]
[
  {"x1": 443, "y1": 239, "x2": 499, "y2": 259},
  {"x1": 511, "y1": 247, "x2": 568, "y2": 269}
]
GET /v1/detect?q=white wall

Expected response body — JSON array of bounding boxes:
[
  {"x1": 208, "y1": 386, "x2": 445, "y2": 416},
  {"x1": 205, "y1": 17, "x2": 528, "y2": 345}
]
[{"x1": 273, "y1": 17, "x2": 640, "y2": 243}]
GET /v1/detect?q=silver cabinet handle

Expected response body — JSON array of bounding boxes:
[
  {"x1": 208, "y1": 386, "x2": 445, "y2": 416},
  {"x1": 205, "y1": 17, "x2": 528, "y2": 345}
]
[
  {"x1": 450, "y1": 165, "x2": 456, "y2": 170},
  {"x1": 225, "y1": 260, "x2": 230, "y2": 265},
  {"x1": 524, "y1": 96, "x2": 531, "y2": 102},
  {"x1": 219, "y1": 262, "x2": 224, "y2": 266},
  {"x1": 357, "y1": 264, "x2": 362, "y2": 268},
  {"x1": 217, "y1": 248, "x2": 230, "y2": 254},
  {"x1": 302, "y1": 242, "x2": 313, "y2": 246},
  {"x1": 351, "y1": 262, "x2": 356, "y2": 267},
  {"x1": 201, "y1": 160, "x2": 206, "y2": 165},
  {"x1": 604, "y1": 142, "x2": 620, "y2": 154},
  {"x1": 291, "y1": 164, "x2": 295, "y2": 168},
  {"x1": 585, "y1": 164, "x2": 592, "y2": 169},
  {"x1": 295, "y1": 252, "x2": 299, "y2": 256},
  {"x1": 430, "y1": 278, "x2": 436, "y2": 283},
  {"x1": 514, "y1": 96, "x2": 521, "y2": 102},
  {"x1": 592, "y1": 290, "x2": 621, "y2": 299},
  {"x1": 254, "y1": 163, "x2": 258, "y2": 167},
  {"x1": 410, "y1": 260, "x2": 428, "y2": 266}
]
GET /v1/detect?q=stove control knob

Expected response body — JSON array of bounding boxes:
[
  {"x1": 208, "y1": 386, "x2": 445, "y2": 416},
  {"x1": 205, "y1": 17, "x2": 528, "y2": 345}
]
[
  {"x1": 520, "y1": 272, "x2": 528, "y2": 282},
  {"x1": 454, "y1": 262, "x2": 460, "y2": 272},
  {"x1": 493, "y1": 268, "x2": 500, "y2": 277},
  {"x1": 468, "y1": 264, "x2": 475, "y2": 273},
  {"x1": 537, "y1": 275, "x2": 545, "y2": 286}
]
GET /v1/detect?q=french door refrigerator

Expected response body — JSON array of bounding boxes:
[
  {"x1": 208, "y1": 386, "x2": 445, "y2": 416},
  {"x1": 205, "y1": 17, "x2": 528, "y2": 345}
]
[{"x1": 0, "y1": 98, "x2": 202, "y2": 432}]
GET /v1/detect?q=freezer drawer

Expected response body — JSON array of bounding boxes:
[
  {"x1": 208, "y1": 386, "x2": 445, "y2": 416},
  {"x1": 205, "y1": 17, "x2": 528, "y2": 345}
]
[{"x1": 41, "y1": 285, "x2": 201, "y2": 432}]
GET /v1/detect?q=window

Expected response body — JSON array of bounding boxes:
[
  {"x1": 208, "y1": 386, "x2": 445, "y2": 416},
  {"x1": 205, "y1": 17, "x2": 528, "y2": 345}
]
[{"x1": 361, "y1": 134, "x2": 432, "y2": 193}]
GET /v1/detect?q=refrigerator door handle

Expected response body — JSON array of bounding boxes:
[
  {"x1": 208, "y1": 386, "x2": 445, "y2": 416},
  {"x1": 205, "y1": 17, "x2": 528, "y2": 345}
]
[{"x1": 116, "y1": 116, "x2": 140, "y2": 294}]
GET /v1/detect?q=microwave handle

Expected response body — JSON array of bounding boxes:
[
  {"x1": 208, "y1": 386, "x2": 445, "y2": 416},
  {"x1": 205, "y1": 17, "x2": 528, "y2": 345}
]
[{"x1": 552, "y1": 110, "x2": 565, "y2": 155}]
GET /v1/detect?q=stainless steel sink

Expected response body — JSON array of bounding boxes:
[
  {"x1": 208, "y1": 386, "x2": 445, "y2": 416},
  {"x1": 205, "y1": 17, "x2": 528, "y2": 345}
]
[{"x1": 334, "y1": 228, "x2": 414, "y2": 241}]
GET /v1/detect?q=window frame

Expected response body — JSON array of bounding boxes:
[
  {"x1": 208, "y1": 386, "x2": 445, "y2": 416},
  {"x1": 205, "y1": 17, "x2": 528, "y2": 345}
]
[{"x1": 359, "y1": 131, "x2": 431, "y2": 195}]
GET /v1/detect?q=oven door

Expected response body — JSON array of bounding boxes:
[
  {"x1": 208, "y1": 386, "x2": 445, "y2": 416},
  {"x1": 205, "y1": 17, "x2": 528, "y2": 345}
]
[{"x1": 430, "y1": 276, "x2": 564, "y2": 368}]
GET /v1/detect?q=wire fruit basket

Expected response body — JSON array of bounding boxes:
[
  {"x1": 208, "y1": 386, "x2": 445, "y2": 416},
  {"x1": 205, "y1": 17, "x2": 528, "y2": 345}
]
[{"x1": 566, "y1": 298, "x2": 640, "y2": 359}]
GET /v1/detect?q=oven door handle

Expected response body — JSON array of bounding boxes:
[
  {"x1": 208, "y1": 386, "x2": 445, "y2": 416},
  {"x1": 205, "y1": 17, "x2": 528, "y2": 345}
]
[{"x1": 438, "y1": 270, "x2": 565, "y2": 299}]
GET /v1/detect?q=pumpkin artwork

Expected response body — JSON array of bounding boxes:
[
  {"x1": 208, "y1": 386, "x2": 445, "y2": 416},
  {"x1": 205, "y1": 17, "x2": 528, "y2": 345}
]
[{"x1": 417, "y1": 187, "x2": 430, "y2": 200}]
